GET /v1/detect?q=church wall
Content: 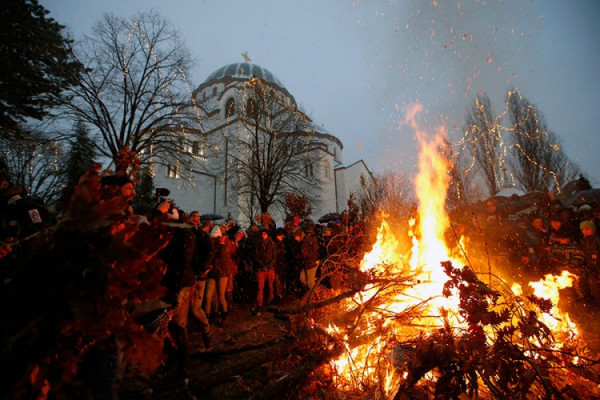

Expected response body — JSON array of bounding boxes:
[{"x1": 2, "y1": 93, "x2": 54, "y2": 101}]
[
  {"x1": 335, "y1": 161, "x2": 372, "y2": 212},
  {"x1": 312, "y1": 150, "x2": 338, "y2": 221},
  {"x1": 165, "y1": 63, "x2": 372, "y2": 226}
]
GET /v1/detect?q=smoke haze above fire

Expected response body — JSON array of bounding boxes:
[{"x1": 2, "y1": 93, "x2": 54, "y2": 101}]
[{"x1": 41, "y1": 0, "x2": 600, "y2": 187}]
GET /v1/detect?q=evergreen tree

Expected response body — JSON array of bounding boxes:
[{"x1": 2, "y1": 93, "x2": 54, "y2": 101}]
[
  {"x1": 65, "y1": 121, "x2": 98, "y2": 186},
  {"x1": 135, "y1": 165, "x2": 155, "y2": 205},
  {"x1": 0, "y1": 0, "x2": 83, "y2": 131}
]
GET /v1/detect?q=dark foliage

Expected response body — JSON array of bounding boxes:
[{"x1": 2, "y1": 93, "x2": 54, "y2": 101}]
[
  {"x1": 0, "y1": 0, "x2": 83, "y2": 130},
  {"x1": 284, "y1": 192, "x2": 312, "y2": 223},
  {"x1": 394, "y1": 261, "x2": 598, "y2": 399},
  {"x1": 65, "y1": 121, "x2": 98, "y2": 187},
  {"x1": 0, "y1": 153, "x2": 171, "y2": 399},
  {"x1": 134, "y1": 164, "x2": 155, "y2": 205}
]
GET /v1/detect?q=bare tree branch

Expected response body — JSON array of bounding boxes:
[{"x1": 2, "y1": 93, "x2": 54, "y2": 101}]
[
  {"x1": 460, "y1": 94, "x2": 504, "y2": 196},
  {"x1": 62, "y1": 11, "x2": 199, "y2": 175},
  {"x1": 506, "y1": 88, "x2": 581, "y2": 193},
  {"x1": 219, "y1": 78, "x2": 324, "y2": 220}
]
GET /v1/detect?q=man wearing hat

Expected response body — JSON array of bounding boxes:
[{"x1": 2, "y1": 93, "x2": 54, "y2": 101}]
[
  {"x1": 579, "y1": 220, "x2": 600, "y2": 302},
  {"x1": 0, "y1": 163, "x2": 50, "y2": 261}
]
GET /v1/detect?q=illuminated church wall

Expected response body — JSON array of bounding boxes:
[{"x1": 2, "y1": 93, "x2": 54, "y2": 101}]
[{"x1": 153, "y1": 62, "x2": 371, "y2": 226}]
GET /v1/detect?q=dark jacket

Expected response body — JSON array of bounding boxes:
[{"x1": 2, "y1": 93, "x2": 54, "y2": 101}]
[
  {"x1": 233, "y1": 236, "x2": 250, "y2": 271},
  {"x1": 208, "y1": 238, "x2": 235, "y2": 278},
  {"x1": 300, "y1": 231, "x2": 320, "y2": 270},
  {"x1": 578, "y1": 235, "x2": 600, "y2": 300},
  {"x1": 160, "y1": 227, "x2": 196, "y2": 293},
  {"x1": 193, "y1": 227, "x2": 213, "y2": 279},
  {"x1": 254, "y1": 236, "x2": 275, "y2": 272},
  {"x1": 580, "y1": 235, "x2": 600, "y2": 272},
  {"x1": 244, "y1": 230, "x2": 261, "y2": 270},
  {"x1": 0, "y1": 192, "x2": 50, "y2": 241},
  {"x1": 273, "y1": 238, "x2": 287, "y2": 275},
  {"x1": 286, "y1": 235, "x2": 303, "y2": 278}
]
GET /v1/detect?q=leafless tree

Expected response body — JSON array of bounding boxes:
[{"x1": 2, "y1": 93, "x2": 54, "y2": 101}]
[
  {"x1": 63, "y1": 11, "x2": 197, "y2": 174},
  {"x1": 461, "y1": 94, "x2": 504, "y2": 196},
  {"x1": 356, "y1": 170, "x2": 414, "y2": 223},
  {"x1": 0, "y1": 128, "x2": 66, "y2": 206},
  {"x1": 506, "y1": 89, "x2": 580, "y2": 193},
  {"x1": 441, "y1": 137, "x2": 473, "y2": 210},
  {"x1": 550, "y1": 145, "x2": 582, "y2": 192},
  {"x1": 221, "y1": 78, "x2": 323, "y2": 221}
]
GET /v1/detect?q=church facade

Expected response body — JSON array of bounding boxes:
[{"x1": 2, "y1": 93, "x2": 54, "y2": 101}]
[{"x1": 152, "y1": 62, "x2": 372, "y2": 226}]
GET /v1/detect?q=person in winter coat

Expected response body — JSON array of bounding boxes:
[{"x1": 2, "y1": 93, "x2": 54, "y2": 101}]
[
  {"x1": 204, "y1": 226, "x2": 235, "y2": 321},
  {"x1": 232, "y1": 229, "x2": 254, "y2": 304},
  {"x1": 578, "y1": 220, "x2": 600, "y2": 302},
  {"x1": 159, "y1": 220, "x2": 200, "y2": 374},
  {"x1": 245, "y1": 224, "x2": 261, "y2": 271},
  {"x1": 558, "y1": 207, "x2": 580, "y2": 243},
  {"x1": 187, "y1": 212, "x2": 213, "y2": 344},
  {"x1": 530, "y1": 214, "x2": 550, "y2": 272},
  {"x1": 299, "y1": 226, "x2": 320, "y2": 291},
  {"x1": 547, "y1": 213, "x2": 584, "y2": 274},
  {"x1": 253, "y1": 229, "x2": 276, "y2": 310},
  {"x1": 0, "y1": 168, "x2": 51, "y2": 262}
]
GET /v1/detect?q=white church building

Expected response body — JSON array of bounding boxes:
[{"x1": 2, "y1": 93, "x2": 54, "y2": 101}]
[{"x1": 152, "y1": 62, "x2": 372, "y2": 226}]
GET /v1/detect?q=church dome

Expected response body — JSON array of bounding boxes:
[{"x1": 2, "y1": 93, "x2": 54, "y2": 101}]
[
  {"x1": 194, "y1": 62, "x2": 295, "y2": 106},
  {"x1": 203, "y1": 62, "x2": 285, "y2": 89}
]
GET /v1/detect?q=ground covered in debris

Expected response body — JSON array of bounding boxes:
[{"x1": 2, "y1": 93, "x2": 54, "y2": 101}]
[
  {"x1": 118, "y1": 297, "x2": 326, "y2": 400},
  {"x1": 115, "y1": 284, "x2": 600, "y2": 400}
]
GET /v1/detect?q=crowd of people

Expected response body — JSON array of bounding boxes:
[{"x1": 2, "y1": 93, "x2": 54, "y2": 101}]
[
  {"x1": 130, "y1": 187, "x2": 600, "y2": 377},
  {"x1": 451, "y1": 196, "x2": 600, "y2": 304},
  {"x1": 0, "y1": 166, "x2": 368, "y2": 383},
  {"x1": 2, "y1": 163, "x2": 599, "y2": 385},
  {"x1": 149, "y1": 196, "x2": 367, "y2": 375},
  {"x1": 12, "y1": 174, "x2": 361, "y2": 377}
]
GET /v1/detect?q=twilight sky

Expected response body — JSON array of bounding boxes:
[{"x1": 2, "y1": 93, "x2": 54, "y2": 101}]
[{"x1": 41, "y1": 0, "x2": 600, "y2": 186}]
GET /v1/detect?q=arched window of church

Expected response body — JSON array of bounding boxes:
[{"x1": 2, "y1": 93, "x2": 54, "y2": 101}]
[
  {"x1": 246, "y1": 98, "x2": 258, "y2": 119},
  {"x1": 167, "y1": 163, "x2": 179, "y2": 179},
  {"x1": 324, "y1": 160, "x2": 331, "y2": 179},
  {"x1": 212, "y1": 87, "x2": 217, "y2": 97},
  {"x1": 305, "y1": 163, "x2": 314, "y2": 178},
  {"x1": 225, "y1": 98, "x2": 235, "y2": 118}
]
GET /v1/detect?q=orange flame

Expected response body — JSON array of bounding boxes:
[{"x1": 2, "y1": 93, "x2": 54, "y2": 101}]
[
  {"x1": 329, "y1": 104, "x2": 467, "y2": 394},
  {"x1": 512, "y1": 270, "x2": 578, "y2": 335},
  {"x1": 328, "y1": 103, "x2": 580, "y2": 397}
]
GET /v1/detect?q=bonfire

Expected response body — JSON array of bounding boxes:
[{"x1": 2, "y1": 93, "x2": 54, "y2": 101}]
[
  {"x1": 304, "y1": 104, "x2": 600, "y2": 399},
  {"x1": 3, "y1": 111, "x2": 599, "y2": 400}
]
